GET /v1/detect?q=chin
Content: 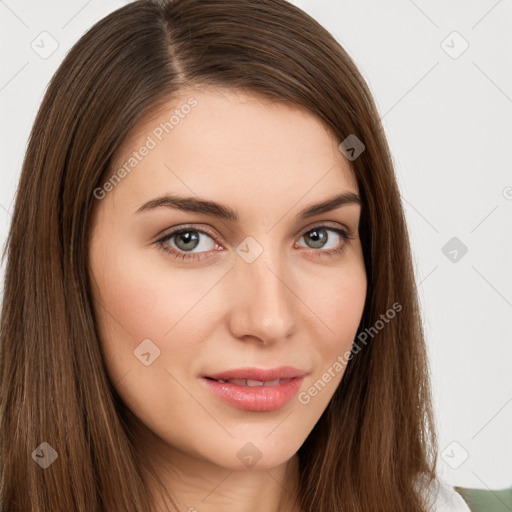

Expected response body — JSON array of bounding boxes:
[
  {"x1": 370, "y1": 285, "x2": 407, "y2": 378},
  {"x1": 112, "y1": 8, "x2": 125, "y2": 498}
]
[{"x1": 207, "y1": 439, "x2": 301, "y2": 472}]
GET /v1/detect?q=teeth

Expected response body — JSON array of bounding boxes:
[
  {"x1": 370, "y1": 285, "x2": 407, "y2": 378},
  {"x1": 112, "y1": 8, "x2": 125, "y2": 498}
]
[
  {"x1": 215, "y1": 378, "x2": 288, "y2": 386},
  {"x1": 229, "y1": 378, "x2": 256, "y2": 386},
  {"x1": 246, "y1": 379, "x2": 265, "y2": 387}
]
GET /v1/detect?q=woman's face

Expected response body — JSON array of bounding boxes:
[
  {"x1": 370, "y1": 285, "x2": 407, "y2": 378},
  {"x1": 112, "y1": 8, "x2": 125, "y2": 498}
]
[{"x1": 88, "y1": 87, "x2": 367, "y2": 472}]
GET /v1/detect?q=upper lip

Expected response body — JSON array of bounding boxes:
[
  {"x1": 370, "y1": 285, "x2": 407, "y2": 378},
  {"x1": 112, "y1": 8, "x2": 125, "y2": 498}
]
[{"x1": 203, "y1": 366, "x2": 308, "y2": 382}]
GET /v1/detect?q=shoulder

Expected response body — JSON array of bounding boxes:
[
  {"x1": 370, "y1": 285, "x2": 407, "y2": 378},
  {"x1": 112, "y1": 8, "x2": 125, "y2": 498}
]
[{"x1": 415, "y1": 474, "x2": 471, "y2": 512}]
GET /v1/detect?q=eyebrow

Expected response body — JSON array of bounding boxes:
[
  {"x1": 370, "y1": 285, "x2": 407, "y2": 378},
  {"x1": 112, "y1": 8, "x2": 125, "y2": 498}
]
[{"x1": 135, "y1": 191, "x2": 361, "y2": 221}]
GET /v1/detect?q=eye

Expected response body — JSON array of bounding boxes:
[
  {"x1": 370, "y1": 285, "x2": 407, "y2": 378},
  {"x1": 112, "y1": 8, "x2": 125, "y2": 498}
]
[
  {"x1": 295, "y1": 224, "x2": 352, "y2": 258},
  {"x1": 156, "y1": 226, "x2": 221, "y2": 262}
]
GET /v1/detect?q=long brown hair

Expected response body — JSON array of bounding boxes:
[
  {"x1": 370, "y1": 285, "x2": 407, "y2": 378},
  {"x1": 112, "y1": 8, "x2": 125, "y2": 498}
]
[{"x1": 0, "y1": 0, "x2": 437, "y2": 510}]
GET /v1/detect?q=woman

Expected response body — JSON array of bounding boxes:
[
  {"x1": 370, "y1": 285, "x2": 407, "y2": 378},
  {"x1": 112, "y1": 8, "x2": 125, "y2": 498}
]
[{"x1": 0, "y1": 0, "x2": 471, "y2": 510}]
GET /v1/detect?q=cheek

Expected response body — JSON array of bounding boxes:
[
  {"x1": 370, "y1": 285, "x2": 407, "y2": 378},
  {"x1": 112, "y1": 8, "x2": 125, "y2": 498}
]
[
  {"x1": 88, "y1": 239, "x2": 218, "y2": 430},
  {"x1": 295, "y1": 267, "x2": 366, "y2": 410},
  {"x1": 323, "y1": 280, "x2": 365, "y2": 345},
  {"x1": 88, "y1": 238, "x2": 224, "y2": 376},
  {"x1": 307, "y1": 259, "x2": 367, "y2": 355}
]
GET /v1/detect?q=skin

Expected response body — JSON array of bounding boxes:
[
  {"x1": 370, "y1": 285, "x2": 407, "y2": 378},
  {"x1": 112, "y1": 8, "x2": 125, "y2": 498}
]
[{"x1": 88, "y1": 86, "x2": 367, "y2": 512}]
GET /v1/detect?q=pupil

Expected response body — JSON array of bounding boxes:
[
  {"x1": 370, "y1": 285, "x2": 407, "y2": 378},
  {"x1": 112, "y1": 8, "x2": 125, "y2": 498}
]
[
  {"x1": 307, "y1": 228, "x2": 327, "y2": 248},
  {"x1": 176, "y1": 231, "x2": 199, "y2": 251}
]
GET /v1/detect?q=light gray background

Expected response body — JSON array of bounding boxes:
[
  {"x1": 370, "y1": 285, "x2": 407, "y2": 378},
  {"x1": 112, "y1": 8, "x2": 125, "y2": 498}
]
[{"x1": 1, "y1": 0, "x2": 511, "y2": 490}]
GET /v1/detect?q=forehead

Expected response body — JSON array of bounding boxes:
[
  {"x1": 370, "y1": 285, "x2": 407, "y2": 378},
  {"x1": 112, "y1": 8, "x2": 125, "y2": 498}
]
[{"x1": 106, "y1": 87, "x2": 359, "y2": 213}]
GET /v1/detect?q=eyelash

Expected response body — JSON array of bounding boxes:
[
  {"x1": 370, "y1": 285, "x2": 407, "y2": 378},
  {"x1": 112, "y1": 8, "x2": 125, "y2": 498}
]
[{"x1": 155, "y1": 223, "x2": 355, "y2": 262}]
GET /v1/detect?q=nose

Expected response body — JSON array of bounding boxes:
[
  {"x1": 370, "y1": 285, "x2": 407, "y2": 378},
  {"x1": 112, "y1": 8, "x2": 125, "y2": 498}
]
[{"x1": 226, "y1": 246, "x2": 297, "y2": 345}]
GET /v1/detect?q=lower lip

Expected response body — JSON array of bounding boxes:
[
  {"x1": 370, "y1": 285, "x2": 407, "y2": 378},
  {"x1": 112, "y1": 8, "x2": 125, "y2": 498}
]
[{"x1": 201, "y1": 376, "x2": 305, "y2": 412}]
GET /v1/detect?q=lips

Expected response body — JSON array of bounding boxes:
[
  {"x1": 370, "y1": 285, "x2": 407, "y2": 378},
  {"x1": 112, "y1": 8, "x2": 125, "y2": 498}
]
[
  {"x1": 203, "y1": 366, "x2": 307, "y2": 382},
  {"x1": 201, "y1": 366, "x2": 308, "y2": 412}
]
